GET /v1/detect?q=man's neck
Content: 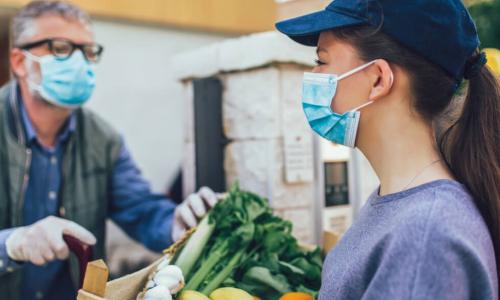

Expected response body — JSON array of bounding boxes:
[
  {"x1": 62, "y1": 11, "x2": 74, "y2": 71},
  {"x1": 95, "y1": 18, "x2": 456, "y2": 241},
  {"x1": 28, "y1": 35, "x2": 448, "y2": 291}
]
[{"x1": 19, "y1": 82, "x2": 72, "y2": 148}]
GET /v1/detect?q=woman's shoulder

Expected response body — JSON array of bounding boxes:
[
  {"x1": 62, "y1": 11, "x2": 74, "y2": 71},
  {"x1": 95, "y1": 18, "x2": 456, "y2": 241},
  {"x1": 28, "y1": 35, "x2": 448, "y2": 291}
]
[
  {"x1": 408, "y1": 180, "x2": 498, "y2": 296},
  {"x1": 326, "y1": 180, "x2": 497, "y2": 298},
  {"x1": 366, "y1": 180, "x2": 494, "y2": 261},
  {"x1": 376, "y1": 180, "x2": 483, "y2": 225},
  {"x1": 363, "y1": 181, "x2": 498, "y2": 299},
  {"x1": 410, "y1": 180, "x2": 487, "y2": 234},
  {"x1": 370, "y1": 180, "x2": 481, "y2": 226},
  {"x1": 392, "y1": 180, "x2": 494, "y2": 264}
]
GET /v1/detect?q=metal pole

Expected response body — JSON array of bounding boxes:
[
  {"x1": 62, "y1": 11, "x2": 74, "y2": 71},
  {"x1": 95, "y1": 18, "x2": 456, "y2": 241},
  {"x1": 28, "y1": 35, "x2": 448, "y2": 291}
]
[{"x1": 312, "y1": 135, "x2": 325, "y2": 245}]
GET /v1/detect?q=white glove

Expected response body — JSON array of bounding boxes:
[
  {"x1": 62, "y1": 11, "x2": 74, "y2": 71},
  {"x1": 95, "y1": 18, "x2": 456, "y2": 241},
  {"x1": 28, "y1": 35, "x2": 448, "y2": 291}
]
[
  {"x1": 5, "y1": 216, "x2": 96, "y2": 266},
  {"x1": 172, "y1": 187, "x2": 219, "y2": 242}
]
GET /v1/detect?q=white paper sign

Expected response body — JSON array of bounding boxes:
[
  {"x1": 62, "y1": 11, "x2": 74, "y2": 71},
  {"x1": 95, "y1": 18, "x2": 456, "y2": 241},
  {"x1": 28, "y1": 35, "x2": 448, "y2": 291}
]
[{"x1": 283, "y1": 132, "x2": 314, "y2": 183}]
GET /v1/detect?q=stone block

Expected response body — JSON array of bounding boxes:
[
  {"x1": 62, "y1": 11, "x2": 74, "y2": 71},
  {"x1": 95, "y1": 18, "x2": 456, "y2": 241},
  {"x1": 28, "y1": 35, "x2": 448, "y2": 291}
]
[
  {"x1": 224, "y1": 139, "x2": 277, "y2": 199},
  {"x1": 222, "y1": 68, "x2": 282, "y2": 139}
]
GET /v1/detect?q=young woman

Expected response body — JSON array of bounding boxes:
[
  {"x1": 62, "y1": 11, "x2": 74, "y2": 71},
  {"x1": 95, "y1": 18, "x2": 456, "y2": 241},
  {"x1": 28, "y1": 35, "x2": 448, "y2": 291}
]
[{"x1": 276, "y1": 0, "x2": 499, "y2": 299}]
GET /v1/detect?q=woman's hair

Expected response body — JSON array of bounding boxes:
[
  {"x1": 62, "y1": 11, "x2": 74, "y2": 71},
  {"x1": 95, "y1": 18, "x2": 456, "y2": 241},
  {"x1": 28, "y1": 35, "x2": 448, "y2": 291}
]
[{"x1": 332, "y1": 25, "x2": 500, "y2": 273}]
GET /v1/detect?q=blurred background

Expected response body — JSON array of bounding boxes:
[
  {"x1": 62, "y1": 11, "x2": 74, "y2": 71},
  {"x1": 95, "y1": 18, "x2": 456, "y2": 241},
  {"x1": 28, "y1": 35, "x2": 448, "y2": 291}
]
[{"x1": 0, "y1": 0, "x2": 498, "y2": 278}]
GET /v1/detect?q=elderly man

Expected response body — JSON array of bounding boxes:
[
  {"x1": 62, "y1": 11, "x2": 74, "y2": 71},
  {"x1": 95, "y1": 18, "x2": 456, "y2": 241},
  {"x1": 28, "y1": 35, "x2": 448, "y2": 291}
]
[{"x1": 0, "y1": 1, "x2": 217, "y2": 299}]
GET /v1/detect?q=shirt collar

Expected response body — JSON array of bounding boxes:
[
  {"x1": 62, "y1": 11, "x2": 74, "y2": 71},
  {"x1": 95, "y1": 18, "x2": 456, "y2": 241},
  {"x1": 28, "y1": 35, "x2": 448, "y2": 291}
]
[{"x1": 18, "y1": 90, "x2": 77, "y2": 147}]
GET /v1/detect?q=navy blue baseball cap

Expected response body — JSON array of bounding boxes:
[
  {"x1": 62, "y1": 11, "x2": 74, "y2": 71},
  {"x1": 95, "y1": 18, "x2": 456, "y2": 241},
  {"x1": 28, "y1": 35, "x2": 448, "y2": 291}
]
[{"x1": 275, "y1": 0, "x2": 480, "y2": 82}]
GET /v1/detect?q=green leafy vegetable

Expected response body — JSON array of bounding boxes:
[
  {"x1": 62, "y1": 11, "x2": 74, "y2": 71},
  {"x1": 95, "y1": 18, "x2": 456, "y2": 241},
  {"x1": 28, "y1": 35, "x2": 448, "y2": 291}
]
[
  {"x1": 172, "y1": 183, "x2": 323, "y2": 299},
  {"x1": 242, "y1": 266, "x2": 291, "y2": 294}
]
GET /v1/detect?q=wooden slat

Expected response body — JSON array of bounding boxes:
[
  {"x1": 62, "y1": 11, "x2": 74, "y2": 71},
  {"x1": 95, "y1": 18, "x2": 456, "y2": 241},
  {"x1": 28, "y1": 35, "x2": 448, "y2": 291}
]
[
  {"x1": 77, "y1": 290, "x2": 107, "y2": 300},
  {"x1": 0, "y1": 0, "x2": 276, "y2": 34},
  {"x1": 323, "y1": 230, "x2": 338, "y2": 254},
  {"x1": 82, "y1": 259, "x2": 109, "y2": 298},
  {"x1": 276, "y1": 0, "x2": 329, "y2": 22}
]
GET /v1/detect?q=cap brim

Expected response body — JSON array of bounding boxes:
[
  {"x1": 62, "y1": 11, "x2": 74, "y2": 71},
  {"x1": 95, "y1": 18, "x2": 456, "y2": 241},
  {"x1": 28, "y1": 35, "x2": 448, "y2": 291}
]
[{"x1": 275, "y1": 9, "x2": 366, "y2": 46}]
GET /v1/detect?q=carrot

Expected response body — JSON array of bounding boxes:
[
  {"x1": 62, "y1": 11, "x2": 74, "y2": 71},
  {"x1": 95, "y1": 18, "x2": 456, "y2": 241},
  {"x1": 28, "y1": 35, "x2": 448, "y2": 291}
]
[{"x1": 279, "y1": 292, "x2": 314, "y2": 300}]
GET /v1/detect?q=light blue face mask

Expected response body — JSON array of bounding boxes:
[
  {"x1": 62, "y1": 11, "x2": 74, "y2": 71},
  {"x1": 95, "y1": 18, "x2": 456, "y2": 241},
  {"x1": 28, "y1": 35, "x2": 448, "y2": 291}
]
[
  {"x1": 24, "y1": 50, "x2": 96, "y2": 108},
  {"x1": 302, "y1": 61, "x2": 377, "y2": 147}
]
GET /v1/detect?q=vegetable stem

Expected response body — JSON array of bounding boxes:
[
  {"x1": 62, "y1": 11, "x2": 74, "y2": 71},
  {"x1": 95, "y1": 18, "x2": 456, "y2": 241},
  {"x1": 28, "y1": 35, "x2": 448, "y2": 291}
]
[
  {"x1": 200, "y1": 249, "x2": 245, "y2": 295},
  {"x1": 174, "y1": 217, "x2": 215, "y2": 277},
  {"x1": 184, "y1": 240, "x2": 229, "y2": 291}
]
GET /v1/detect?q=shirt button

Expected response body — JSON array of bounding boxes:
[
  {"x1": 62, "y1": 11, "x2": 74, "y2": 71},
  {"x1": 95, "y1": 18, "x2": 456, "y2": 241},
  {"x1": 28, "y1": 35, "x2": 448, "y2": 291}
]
[
  {"x1": 59, "y1": 206, "x2": 66, "y2": 217},
  {"x1": 48, "y1": 191, "x2": 57, "y2": 200},
  {"x1": 35, "y1": 291, "x2": 43, "y2": 299},
  {"x1": 0, "y1": 259, "x2": 4, "y2": 268},
  {"x1": 6, "y1": 267, "x2": 13, "y2": 272},
  {"x1": 50, "y1": 156, "x2": 57, "y2": 165}
]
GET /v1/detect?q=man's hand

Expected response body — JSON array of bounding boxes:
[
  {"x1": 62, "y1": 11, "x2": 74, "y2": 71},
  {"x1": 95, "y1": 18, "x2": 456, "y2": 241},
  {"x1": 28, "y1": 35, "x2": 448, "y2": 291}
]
[
  {"x1": 5, "y1": 216, "x2": 96, "y2": 266},
  {"x1": 172, "y1": 187, "x2": 219, "y2": 241}
]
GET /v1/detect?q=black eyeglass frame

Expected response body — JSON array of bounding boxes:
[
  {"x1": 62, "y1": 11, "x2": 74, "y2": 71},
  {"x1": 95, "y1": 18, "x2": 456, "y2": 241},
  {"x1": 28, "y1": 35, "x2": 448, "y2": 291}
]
[{"x1": 17, "y1": 38, "x2": 104, "y2": 63}]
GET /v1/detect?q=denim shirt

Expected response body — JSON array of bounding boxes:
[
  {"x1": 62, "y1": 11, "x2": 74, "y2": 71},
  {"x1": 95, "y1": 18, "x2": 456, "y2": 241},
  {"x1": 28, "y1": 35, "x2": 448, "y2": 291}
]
[{"x1": 0, "y1": 96, "x2": 177, "y2": 300}]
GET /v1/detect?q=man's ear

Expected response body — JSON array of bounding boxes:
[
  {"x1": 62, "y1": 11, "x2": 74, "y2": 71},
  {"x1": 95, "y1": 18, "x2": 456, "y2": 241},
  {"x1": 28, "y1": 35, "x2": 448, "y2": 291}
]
[
  {"x1": 368, "y1": 59, "x2": 394, "y2": 101},
  {"x1": 10, "y1": 48, "x2": 28, "y2": 78}
]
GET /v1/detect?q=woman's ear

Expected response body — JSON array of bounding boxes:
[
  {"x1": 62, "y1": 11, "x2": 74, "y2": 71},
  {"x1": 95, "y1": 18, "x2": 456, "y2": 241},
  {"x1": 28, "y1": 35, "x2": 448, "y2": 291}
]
[{"x1": 368, "y1": 59, "x2": 394, "y2": 101}]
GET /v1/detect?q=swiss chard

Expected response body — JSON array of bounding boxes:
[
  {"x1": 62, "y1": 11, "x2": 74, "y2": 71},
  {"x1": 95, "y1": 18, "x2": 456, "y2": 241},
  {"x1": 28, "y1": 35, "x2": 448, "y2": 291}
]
[{"x1": 172, "y1": 183, "x2": 323, "y2": 299}]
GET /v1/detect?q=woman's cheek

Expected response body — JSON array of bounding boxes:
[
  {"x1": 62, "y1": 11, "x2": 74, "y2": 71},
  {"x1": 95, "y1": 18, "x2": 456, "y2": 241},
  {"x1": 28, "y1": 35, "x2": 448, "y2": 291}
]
[
  {"x1": 331, "y1": 87, "x2": 350, "y2": 114},
  {"x1": 331, "y1": 95, "x2": 343, "y2": 113}
]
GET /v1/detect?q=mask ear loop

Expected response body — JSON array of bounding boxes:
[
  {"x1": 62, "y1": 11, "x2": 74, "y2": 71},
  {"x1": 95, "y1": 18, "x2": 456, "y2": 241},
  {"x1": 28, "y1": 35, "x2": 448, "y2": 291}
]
[
  {"x1": 22, "y1": 50, "x2": 42, "y2": 62},
  {"x1": 22, "y1": 51, "x2": 44, "y2": 96},
  {"x1": 337, "y1": 60, "x2": 377, "y2": 81},
  {"x1": 349, "y1": 100, "x2": 374, "y2": 113}
]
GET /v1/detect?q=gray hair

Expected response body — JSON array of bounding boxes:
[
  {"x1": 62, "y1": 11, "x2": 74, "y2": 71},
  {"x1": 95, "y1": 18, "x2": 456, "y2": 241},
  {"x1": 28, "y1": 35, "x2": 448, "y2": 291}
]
[{"x1": 11, "y1": 0, "x2": 92, "y2": 47}]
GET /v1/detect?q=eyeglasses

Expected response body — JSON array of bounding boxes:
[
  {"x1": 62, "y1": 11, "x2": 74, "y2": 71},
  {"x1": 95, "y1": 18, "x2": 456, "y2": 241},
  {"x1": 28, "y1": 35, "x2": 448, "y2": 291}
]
[{"x1": 17, "y1": 38, "x2": 104, "y2": 63}]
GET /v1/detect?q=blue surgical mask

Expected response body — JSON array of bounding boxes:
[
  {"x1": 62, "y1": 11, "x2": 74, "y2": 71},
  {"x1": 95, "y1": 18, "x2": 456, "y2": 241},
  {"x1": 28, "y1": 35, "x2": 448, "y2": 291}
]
[
  {"x1": 302, "y1": 61, "x2": 377, "y2": 147},
  {"x1": 23, "y1": 50, "x2": 96, "y2": 108}
]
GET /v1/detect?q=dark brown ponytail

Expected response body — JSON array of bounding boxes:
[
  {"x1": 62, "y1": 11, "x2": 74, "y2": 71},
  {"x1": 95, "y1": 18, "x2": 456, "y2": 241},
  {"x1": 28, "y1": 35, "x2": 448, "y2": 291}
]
[
  {"x1": 440, "y1": 56, "x2": 500, "y2": 270},
  {"x1": 331, "y1": 25, "x2": 500, "y2": 276}
]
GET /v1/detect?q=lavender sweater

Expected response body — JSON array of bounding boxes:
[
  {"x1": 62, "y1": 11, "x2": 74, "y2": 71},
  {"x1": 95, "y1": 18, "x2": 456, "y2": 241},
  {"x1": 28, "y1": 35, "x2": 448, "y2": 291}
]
[{"x1": 319, "y1": 180, "x2": 498, "y2": 300}]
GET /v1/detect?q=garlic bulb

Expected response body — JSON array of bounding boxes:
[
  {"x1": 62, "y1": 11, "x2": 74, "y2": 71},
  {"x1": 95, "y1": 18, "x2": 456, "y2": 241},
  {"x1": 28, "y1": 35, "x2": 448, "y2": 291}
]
[
  {"x1": 153, "y1": 265, "x2": 184, "y2": 294},
  {"x1": 143, "y1": 285, "x2": 172, "y2": 300}
]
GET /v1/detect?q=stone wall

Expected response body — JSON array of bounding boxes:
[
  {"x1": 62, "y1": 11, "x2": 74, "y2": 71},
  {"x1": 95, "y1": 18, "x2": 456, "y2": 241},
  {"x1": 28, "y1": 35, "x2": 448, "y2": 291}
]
[
  {"x1": 221, "y1": 65, "x2": 316, "y2": 244},
  {"x1": 182, "y1": 63, "x2": 317, "y2": 244}
]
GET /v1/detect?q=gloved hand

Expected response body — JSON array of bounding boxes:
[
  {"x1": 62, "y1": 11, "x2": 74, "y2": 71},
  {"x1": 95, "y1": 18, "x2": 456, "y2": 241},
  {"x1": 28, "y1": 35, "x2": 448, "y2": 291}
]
[
  {"x1": 172, "y1": 187, "x2": 219, "y2": 242},
  {"x1": 5, "y1": 216, "x2": 96, "y2": 266}
]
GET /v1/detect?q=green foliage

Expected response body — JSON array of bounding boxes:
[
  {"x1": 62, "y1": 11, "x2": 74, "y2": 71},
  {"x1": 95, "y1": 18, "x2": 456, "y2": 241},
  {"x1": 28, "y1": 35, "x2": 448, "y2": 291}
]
[
  {"x1": 173, "y1": 182, "x2": 323, "y2": 300},
  {"x1": 469, "y1": 0, "x2": 500, "y2": 49}
]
